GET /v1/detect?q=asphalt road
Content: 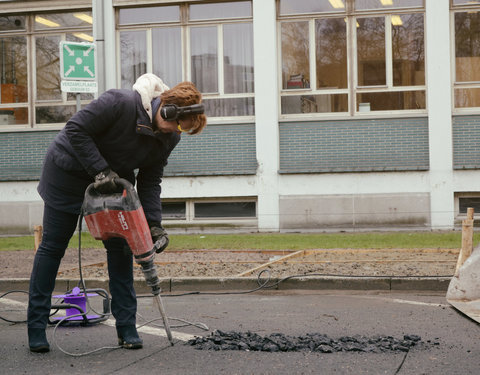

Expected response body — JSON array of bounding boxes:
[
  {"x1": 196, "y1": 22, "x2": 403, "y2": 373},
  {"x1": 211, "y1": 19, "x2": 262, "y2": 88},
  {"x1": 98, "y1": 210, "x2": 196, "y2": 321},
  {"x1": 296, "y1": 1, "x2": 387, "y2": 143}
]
[{"x1": 1, "y1": 289, "x2": 479, "y2": 375}]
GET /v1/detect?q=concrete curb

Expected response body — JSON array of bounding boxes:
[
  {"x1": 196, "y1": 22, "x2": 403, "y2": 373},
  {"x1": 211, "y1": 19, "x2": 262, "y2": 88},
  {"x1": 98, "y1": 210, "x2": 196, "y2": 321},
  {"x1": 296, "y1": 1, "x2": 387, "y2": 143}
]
[{"x1": 0, "y1": 276, "x2": 452, "y2": 294}]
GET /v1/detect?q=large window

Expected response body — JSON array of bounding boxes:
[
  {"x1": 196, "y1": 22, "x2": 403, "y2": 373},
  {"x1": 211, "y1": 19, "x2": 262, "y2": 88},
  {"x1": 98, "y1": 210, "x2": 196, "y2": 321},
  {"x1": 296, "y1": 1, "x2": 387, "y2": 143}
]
[
  {"x1": 279, "y1": 0, "x2": 425, "y2": 117},
  {"x1": 0, "y1": 11, "x2": 93, "y2": 128},
  {"x1": 452, "y1": 2, "x2": 480, "y2": 110},
  {"x1": 118, "y1": 1, "x2": 254, "y2": 120}
]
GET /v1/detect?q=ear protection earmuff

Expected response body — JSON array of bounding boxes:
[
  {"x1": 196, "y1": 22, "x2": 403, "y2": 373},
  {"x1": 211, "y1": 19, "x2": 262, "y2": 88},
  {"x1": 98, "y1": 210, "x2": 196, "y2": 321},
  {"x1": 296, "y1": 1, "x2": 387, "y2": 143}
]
[{"x1": 160, "y1": 103, "x2": 205, "y2": 121}]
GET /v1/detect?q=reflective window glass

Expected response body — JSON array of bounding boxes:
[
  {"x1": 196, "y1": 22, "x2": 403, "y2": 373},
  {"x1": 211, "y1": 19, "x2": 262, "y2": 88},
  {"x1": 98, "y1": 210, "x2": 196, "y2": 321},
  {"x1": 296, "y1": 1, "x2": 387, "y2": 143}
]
[
  {"x1": 0, "y1": 16, "x2": 26, "y2": 31},
  {"x1": 118, "y1": 6, "x2": 179, "y2": 24},
  {"x1": 36, "y1": 105, "x2": 76, "y2": 124},
  {"x1": 455, "y1": 11, "x2": 480, "y2": 83},
  {"x1": 453, "y1": 0, "x2": 480, "y2": 5},
  {"x1": 152, "y1": 27, "x2": 182, "y2": 87},
  {"x1": 36, "y1": 35, "x2": 61, "y2": 101},
  {"x1": 316, "y1": 18, "x2": 347, "y2": 89},
  {"x1": 357, "y1": 17, "x2": 386, "y2": 86},
  {"x1": 67, "y1": 32, "x2": 94, "y2": 43},
  {"x1": 280, "y1": 0, "x2": 346, "y2": 15},
  {"x1": 0, "y1": 108, "x2": 27, "y2": 126},
  {"x1": 120, "y1": 31, "x2": 147, "y2": 90},
  {"x1": 224, "y1": 23, "x2": 254, "y2": 94},
  {"x1": 194, "y1": 202, "x2": 256, "y2": 218},
  {"x1": 34, "y1": 12, "x2": 93, "y2": 30},
  {"x1": 356, "y1": 90, "x2": 425, "y2": 111},
  {"x1": 0, "y1": 37, "x2": 28, "y2": 104},
  {"x1": 392, "y1": 13, "x2": 425, "y2": 86},
  {"x1": 203, "y1": 97, "x2": 255, "y2": 117},
  {"x1": 162, "y1": 202, "x2": 186, "y2": 219},
  {"x1": 455, "y1": 88, "x2": 480, "y2": 108},
  {"x1": 190, "y1": 26, "x2": 218, "y2": 93},
  {"x1": 355, "y1": 0, "x2": 423, "y2": 10},
  {"x1": 281, "y1": 21, "x2": 310, "y2": 90},
  {"x1": 190, "y1": 1, "x2": 251, "y2": 20},
  {"x1": 281, "y1": 94, "x2": 348, "y2": 114}
]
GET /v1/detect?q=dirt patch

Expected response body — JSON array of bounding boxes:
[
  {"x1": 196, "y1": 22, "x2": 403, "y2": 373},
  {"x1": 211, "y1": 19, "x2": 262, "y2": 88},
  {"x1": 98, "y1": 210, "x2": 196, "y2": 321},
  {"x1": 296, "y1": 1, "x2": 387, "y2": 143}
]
[{"x1": 0, "y1": 247, "x2": 459, "y2": 280}]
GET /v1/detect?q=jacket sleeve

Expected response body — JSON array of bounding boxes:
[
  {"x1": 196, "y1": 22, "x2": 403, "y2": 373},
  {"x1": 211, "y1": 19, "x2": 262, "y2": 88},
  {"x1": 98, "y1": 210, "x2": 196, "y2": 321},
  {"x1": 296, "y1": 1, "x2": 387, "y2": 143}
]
[
  {"x1": 63, "y1": 90, "x2": 120, "y2": 177},
  {"x1": 136, "y1": 135, "x2": 180, "y2": 224}
]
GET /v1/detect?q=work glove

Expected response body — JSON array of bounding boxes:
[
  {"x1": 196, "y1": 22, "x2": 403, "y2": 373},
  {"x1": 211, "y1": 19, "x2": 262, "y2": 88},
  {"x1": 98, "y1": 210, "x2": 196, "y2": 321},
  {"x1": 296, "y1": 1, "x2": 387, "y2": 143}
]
[
  {"x1": 149, "y1": 224, "x2": 169, "y2": 253},
  {"x1": 93, "y1": 168, "x2": 119, "y2": 194}
]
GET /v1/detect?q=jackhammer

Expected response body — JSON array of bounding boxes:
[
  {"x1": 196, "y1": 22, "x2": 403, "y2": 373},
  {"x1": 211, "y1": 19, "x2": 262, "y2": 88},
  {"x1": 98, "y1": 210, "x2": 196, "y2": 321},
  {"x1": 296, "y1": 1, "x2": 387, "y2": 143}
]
[{"x1": 82, "y1": 178, "x2": 174, "y2": 345}]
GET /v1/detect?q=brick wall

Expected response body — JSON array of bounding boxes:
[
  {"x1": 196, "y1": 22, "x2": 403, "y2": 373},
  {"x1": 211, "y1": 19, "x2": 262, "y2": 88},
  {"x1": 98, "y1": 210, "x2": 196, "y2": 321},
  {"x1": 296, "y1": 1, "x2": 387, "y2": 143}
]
[
  {"x1": 453, "y1": 115, "x2": 480, "y2": 170},
  {"x1": 279, "y1": 118, "x2": 430, "y2": 173},
  {"x1": 0, "y1": 123, "x2": 257, "y2": 181}
]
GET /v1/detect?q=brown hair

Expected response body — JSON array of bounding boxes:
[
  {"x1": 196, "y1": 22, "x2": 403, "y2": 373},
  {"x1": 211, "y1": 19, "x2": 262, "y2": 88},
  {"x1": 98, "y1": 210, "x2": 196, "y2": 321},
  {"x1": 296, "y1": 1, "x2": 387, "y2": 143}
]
[{"x1": 160, "y1": 81, "x2": 207, "y2": 135}]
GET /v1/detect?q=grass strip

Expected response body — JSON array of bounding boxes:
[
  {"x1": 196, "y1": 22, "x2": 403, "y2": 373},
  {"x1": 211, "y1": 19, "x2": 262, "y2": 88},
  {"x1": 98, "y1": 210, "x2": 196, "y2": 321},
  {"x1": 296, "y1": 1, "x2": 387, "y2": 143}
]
[{"x1": 0, "y1": 231, "x2": 475, "y2": 251}]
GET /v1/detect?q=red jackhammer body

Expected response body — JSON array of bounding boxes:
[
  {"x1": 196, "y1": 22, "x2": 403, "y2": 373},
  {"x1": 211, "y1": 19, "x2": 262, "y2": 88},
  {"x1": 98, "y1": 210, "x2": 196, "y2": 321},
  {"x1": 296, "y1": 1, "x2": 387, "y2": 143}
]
[{"x1": 82, "y1": 178, "x2": 173, "y2": 344}]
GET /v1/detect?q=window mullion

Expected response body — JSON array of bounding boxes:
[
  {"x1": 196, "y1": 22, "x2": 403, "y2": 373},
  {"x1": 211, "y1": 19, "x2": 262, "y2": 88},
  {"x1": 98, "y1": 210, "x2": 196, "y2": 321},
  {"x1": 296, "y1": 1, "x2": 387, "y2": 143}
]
[
  {"x1": 349, "y1": 16, "x2": 357, "y2": 115},
  {"x1": 385, "y1": 15, "x2": 393, "y2": 88},
  {"x1": 218, "y1": 24, "x2": 224, "y2": 95},
  {"x1": 309, "y1": 18, "x2": 316, "y2": 91},
  {"x1": 146, "y1": 28, "x2": 152, "y2": 73}
]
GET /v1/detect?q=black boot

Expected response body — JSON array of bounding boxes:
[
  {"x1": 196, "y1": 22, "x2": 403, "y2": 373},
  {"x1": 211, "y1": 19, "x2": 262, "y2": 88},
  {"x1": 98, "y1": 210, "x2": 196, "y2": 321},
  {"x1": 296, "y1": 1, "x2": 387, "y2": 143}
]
[
  {"x1": 117, "y1": 325, "x2": 143, "y2": 349},
  {"x1": 28, "y1": 328, "x2": 50, "y2": 353}
]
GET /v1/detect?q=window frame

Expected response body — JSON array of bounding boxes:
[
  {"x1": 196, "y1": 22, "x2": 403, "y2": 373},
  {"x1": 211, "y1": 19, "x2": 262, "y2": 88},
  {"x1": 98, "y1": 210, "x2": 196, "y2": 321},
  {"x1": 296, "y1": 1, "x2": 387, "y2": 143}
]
[
  {"x1": 451, "y1": 1, "x2": 480, "y2": 114},
  {"x1": 116, "y1": 2, "x2": 255, "y2": 123},
  {"x1": 0, "y1": 9, "x2": 94, "y2": 131},
  {"x1": 277, "y1": 0, "x2": 427, "y2": 120}
]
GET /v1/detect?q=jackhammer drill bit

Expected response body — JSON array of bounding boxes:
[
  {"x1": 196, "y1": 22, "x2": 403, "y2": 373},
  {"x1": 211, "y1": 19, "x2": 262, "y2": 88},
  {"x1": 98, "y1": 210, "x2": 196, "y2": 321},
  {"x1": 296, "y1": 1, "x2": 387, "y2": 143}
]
[{"x1": 139, "y1": 259, "x2": 174, "y2": 345}]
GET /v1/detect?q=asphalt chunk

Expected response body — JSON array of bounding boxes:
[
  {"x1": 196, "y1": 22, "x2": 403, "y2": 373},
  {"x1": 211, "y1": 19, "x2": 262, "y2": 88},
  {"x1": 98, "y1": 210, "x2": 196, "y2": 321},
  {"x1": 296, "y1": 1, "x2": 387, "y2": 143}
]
[{"x1": 187, "y1": 330, "x2": 431, "y2": 353}]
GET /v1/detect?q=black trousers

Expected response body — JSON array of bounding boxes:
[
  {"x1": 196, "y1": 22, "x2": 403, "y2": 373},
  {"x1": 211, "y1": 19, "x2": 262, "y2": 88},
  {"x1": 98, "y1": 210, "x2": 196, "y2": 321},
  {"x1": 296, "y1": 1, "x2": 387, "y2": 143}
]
[{"x1": 27, "y1": 204, "x2": 137, "y2": 329}]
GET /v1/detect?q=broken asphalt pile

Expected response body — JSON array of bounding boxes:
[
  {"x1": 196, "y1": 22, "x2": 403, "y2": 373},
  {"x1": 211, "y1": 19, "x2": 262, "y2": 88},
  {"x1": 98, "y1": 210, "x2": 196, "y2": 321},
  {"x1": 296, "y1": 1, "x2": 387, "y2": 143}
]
[{"x1": 187, "y1": 330, "x2": 435, "y2": 353}]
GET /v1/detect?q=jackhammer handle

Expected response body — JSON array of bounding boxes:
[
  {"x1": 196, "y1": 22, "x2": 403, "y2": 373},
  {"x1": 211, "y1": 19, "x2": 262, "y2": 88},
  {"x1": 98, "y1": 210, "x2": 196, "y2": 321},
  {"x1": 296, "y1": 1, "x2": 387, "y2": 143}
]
[{"x1": 85, "y1": 178, "x2": 135, "y2": 197}]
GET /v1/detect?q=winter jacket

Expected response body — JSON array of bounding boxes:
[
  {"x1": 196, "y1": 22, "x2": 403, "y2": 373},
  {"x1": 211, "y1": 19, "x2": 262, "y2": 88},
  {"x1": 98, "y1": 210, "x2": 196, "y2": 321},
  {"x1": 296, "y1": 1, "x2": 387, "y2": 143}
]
[{"x1": 37, "y1": 89, "x2": 180, "y2": 223}]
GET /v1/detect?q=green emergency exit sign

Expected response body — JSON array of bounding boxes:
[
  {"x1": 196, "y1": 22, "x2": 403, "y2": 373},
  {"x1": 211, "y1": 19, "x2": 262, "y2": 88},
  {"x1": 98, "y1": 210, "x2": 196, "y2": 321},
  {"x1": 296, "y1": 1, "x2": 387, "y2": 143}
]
[{"x1": 60, "y1": 41, "x2": 96, "y2": 80}]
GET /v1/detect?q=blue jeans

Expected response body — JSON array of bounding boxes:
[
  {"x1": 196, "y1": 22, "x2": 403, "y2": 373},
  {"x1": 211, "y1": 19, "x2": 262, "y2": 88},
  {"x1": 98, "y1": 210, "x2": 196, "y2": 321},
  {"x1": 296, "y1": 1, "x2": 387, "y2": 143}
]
[{"x1": 27, "y1": 204, "x2": 137, "y2": 329}]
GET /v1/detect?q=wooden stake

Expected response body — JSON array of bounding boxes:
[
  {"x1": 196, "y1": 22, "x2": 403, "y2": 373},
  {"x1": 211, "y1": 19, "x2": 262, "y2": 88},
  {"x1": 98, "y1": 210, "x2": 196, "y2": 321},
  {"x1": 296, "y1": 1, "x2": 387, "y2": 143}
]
[
  {"x1": 455, "y1": 208, "x2": 474, "y2": 273},
  {"x1": 34, "y1": 225, "x2": 43, "y2": 253}
]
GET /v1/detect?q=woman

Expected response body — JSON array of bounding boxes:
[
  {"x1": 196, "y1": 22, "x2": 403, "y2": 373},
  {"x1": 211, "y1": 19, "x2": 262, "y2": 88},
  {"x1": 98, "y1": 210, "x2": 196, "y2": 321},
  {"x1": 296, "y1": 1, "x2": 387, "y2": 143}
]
[{"x1": 27, "y1": 79, "x2": 206, "y2": 353}]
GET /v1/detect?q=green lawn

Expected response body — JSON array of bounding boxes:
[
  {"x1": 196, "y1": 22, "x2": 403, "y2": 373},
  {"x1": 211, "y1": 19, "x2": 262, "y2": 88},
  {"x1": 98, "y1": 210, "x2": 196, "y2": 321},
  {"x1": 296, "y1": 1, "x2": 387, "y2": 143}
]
[{"x1": 0, "y1": 231, "x2": 475, "y2": 251}]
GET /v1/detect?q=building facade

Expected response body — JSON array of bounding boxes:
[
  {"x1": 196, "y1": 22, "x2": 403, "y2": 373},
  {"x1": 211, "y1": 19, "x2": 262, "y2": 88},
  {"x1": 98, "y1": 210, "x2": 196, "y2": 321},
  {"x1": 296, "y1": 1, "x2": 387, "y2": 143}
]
[{"x1": 0, "y1": 0, "x2": 479, "y2": 234}]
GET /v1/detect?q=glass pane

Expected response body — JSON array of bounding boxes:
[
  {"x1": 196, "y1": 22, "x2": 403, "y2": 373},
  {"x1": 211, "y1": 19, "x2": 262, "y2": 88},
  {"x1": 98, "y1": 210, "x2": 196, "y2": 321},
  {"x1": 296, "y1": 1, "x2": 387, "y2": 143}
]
[
  {"x1": 120, "y1": 31, "x2": 147, "y2": 90},
  {"x1": 203, "y1": 97, "x2": 254, "y2": 117},
  {"x1": 36, "y1": 105, "x2": 76, "y2": 124},
  {"x1": 194, "y1": 202, "x2": 256, "y2": 218},
  {"x1": 162, "y1": 202, "x2": 186, "y2": 219},
  {"x1": 357, "y1": 17, "x2": 386, "y2": 86},
  {"x1": 34, "y1": 12, "x2": 93, "y2": 30},
  {"x1": 281, "y1": 22, "x2": 310, "y2": 90},
  {"x1": 280, "y1": 0, "x2": 346, "y2": 14},
  {"x1": 459, "y1": 197, "x2": 480, "y2": 214},
  {"x1": 0, "y1": 108, "x2": 28, "y2": 125},
  {"x1": 453, "y1": 0, "x2": 480, "y2": 5},
  {"x1": 356, "y1": 90, "x2": 425, "y2": 111},
  {"x1": 316, "y1": 18, "x2": 347, "y2": 89},
  {"x1": 224, "y1": 23, "x2": 254, "y2": 94},
  {"x1": 392, "y1": 14, "x2": 425, "y2": 86},
  {"x1": 0, "y1": 16, "x2": 26, "y2": 31},
  {"x1": 67, "y1": 92, "x2": 94, "y2": 101},
  {"x1": 455, "y1": 12, "x2": 480, "y2": 82},
  {"x1": 152, "y1": 27, "x2": 182, "y2": 87},
  {"x1": 119, "y1": 6, "x2": 179, "y2": 24},
  {"x1": 0, "y1": 37, "x2": 28, "y2": 104},
  {"x1": 190, "y1": 1, "x2": 251, "y2": 20},
  {"x1": 455, "y1": 88, "x2": 480, "y2": 108},
  {"x1": 191, "y1": 26, "x2": 218, "y2": 93},
  {"x1": 281, "y1": 94, "x2": 348, "y2": 114},
  {"x1": 67, "y1": 32, "x2": 94, "y2": 43},
  {"x1": 355, "y1": 0, "x2": 423, "y2": 10},
  {"x1": 36, "y1": 35, "x2": 61, "y2": 101}
]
